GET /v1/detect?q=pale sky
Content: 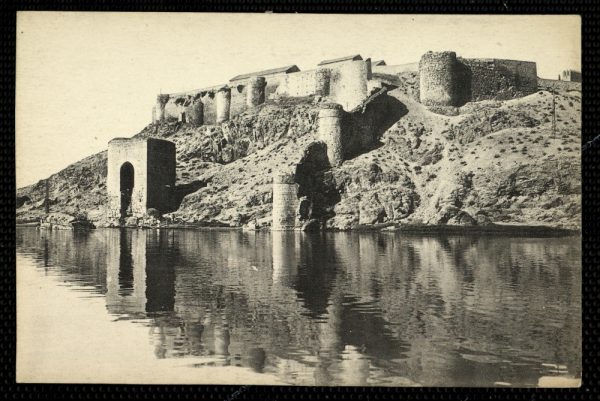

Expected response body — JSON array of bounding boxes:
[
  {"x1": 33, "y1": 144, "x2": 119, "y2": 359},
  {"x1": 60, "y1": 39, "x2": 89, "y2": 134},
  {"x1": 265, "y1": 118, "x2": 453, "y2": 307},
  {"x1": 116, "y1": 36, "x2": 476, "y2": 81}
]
[{"x1": 16, "y1": 13, "x2": 581, "y2": 188}]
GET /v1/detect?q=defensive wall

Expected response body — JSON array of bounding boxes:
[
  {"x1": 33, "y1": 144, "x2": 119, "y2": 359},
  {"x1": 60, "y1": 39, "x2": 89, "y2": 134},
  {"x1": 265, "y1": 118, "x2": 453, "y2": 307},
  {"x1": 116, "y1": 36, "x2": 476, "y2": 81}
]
[
  {"x1": 118, "y1": 50, "x2": 553, "y2": 230},
  {"x1": 152, "y1": 56, "x2": 376, "y2": 127},
  {"x1": 419, "y1": 51, "x2": 538, "y2": 107},
  {"x1": 152, "y1": 50, "x2": 542, "y2": 126}
]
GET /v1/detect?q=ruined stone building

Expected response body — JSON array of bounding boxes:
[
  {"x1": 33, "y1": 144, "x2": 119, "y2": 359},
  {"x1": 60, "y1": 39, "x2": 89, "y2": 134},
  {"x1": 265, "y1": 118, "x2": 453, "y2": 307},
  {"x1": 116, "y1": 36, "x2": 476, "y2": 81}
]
[
  {"x1": 560, "y1": 69, "x2": 582, "y2": 82},
  {"x1": 108, "y1": 51, "x2": 549, "y2": 228},
  {"x1": 107, "y1": 137, "x2": 176, "y2": 219}
]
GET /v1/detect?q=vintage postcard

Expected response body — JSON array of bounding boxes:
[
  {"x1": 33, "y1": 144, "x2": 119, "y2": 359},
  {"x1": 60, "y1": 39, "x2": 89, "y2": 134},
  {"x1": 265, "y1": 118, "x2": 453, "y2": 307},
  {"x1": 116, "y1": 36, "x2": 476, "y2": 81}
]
[{"x1": 16, "y1": 12, "x2": 581, "y2": 387}]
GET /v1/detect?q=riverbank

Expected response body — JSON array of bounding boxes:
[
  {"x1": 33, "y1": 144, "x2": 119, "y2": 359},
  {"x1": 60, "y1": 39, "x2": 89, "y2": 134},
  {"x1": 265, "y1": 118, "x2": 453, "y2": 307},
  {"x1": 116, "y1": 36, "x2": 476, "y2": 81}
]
[{"x1": 17, "y1": 221, "x2": 580, "y2": 237}]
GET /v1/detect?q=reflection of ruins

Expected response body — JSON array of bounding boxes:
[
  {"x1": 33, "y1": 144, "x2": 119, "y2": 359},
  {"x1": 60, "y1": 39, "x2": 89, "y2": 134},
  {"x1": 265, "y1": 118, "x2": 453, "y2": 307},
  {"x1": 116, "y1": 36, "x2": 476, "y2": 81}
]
[{"x1": 16, "y1": 227, "x2": 581, "y2": 386}]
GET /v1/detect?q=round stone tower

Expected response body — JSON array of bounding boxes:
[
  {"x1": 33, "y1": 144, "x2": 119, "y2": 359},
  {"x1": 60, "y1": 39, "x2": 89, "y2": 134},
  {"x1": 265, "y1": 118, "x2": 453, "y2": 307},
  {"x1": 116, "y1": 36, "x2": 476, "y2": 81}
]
[
  {"x1": 216, "y1": 87, "x2": 231, "y2": 123},
  {"x1": 246, "y1": 76, "x2": 266, "y2": 107},
  {"x1": 318, "y1": 103, "x2": 345, "y2": 167},
  {"x1": 315, "y1": 68, "x2": 331, "y2": 96},
  {"x1": 334, "y1": 60, "x2": 368, "y2": 111},
  {"x1": 272, "y1": 171, "x2": 298, "y2": 231},
  {"x1": 419, "y1": 51, "x2": 458, "y2": 107},
  {"x1": 153, "y1": 94, "x2": 170, "y2": 123}
]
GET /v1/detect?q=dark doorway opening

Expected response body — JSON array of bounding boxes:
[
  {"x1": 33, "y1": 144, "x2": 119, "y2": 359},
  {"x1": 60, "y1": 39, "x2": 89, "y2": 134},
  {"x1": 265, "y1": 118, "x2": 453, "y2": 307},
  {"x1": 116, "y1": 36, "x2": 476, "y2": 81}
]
[{"x1": 120, "y1": 162, "x2": 134, "y2": 218}]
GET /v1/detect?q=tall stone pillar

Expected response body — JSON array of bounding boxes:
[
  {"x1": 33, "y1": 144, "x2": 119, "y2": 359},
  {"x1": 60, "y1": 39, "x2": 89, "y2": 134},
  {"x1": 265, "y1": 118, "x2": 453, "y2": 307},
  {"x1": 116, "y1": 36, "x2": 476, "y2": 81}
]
[
  {"x1": 246, "y1": 76, "x2": 266, "y2": 107},
  {"x1": 272, "y1": 171, "x2": 298, "y2": 231},
  {"x1": 153, "y1": 94, "x2": 170, "y2": 123},
  {"x1": 216, "y1": 87, "x2": 231, "y2": 123},
  {"x1": 315, "y1": 68, "x2": 331, "y2": 96},
  {"x1": 318, "y1": 103, "x2": 344, "y2": 167}
]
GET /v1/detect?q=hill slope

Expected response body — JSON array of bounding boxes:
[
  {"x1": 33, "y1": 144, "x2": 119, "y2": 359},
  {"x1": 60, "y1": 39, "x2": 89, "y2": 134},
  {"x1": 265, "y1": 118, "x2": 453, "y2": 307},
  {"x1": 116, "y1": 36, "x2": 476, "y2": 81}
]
[{"x1": 16, "y1": 76, "x2": 581, "y2": 230}]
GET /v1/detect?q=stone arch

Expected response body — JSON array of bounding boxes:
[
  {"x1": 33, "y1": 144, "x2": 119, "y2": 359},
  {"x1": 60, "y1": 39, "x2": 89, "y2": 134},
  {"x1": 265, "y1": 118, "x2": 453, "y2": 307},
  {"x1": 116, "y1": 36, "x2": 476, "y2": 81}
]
[
  {"x1": 107, "y1": 138, "x2": 177, "y2": 220},
  {"x1": 119, "y1": 162, "x2": 135, "y2": 218}
]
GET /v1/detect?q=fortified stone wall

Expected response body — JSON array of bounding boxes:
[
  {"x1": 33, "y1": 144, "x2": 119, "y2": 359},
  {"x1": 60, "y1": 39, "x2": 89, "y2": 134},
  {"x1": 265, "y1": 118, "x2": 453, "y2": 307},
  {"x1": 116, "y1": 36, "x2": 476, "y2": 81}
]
[
  {"x1": 327, "y1": 60, "x2": 370, "y2": 111},
  {"x1": 372, "y1": 63, "x2": 418, "y2": 75},
  {"x1": 264, "y1": 75, "x2": 285, "y2": 98},
  {"x1": 185, "y1": 97, "x2": 204, "y2": 126},
  {"x1": 156, "y1": 76, "x2": 272, "y2": 126},
  {"x1": 230, "y1": 84, "x2": 248, "y2": 117},
  {"x1": 419, "y1": 51, "x2": 538, "y2": 108},
  {"x1": 201, "y1": 92, "x2": 218, "y2": 125},
  {"x1": 153, "y1": 58, "x2": 374, "y2": 126},
  {"x1": 274, "y1": 60, "x2": 370, "y2": 111},
  {"x1": 463, "y1": 58, "x2": 538, "y2": 101},
  {"x1": 277, "y1": 69, "x2": 320, "y2": 97}
]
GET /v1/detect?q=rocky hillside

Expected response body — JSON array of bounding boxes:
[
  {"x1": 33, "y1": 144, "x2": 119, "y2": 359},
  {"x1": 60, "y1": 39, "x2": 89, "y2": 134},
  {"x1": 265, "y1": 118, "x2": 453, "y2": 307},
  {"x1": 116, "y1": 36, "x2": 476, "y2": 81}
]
[{"x1": 16, "y1": 74, "x2": 582, "y2": 230}]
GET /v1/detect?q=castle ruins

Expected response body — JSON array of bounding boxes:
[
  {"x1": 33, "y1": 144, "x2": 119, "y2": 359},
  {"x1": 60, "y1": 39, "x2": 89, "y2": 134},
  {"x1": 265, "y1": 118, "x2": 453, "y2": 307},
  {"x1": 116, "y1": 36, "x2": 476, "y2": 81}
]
[{"x1": 108, "y1": 51, "x2": 546, "y2": 228}]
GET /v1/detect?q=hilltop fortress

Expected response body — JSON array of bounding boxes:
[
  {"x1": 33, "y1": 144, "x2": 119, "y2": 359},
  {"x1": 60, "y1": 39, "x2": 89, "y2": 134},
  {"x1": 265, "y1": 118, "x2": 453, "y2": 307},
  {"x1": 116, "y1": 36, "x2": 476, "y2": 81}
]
[
  {"x1": 106, "y1": 50, "x2": 552, "y2": 229},
  {"x1": 151, "y1": 52, "x2": 538, "y2": 126}
]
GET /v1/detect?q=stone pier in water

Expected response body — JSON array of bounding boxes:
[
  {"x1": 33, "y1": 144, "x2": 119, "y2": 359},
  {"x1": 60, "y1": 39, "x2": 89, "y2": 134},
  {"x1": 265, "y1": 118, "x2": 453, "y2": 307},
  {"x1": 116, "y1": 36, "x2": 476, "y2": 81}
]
[{"x1": 272, "y1": 171, "x2": 299, "y2": 231}]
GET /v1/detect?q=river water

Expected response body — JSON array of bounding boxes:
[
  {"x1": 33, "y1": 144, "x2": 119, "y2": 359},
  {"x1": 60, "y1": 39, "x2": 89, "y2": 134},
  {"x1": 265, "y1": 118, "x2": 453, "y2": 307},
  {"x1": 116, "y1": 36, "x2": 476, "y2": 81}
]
[{"x1": 16, "y1": 227, "x2": 581, "y2": 386}]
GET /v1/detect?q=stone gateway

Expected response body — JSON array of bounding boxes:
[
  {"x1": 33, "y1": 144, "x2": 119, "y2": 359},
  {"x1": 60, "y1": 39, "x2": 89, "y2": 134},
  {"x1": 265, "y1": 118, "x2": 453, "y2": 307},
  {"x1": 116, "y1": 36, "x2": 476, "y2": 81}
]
[{"x1": 107, "y1": 137, "x2": 176, "y2": 219}]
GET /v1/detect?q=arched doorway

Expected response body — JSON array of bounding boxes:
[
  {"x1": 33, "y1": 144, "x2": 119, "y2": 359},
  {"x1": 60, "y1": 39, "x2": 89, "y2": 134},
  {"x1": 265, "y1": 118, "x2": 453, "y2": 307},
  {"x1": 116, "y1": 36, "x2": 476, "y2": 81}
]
[{"x1": 120, "y1": 162, "x2": 134, "y2": 218}]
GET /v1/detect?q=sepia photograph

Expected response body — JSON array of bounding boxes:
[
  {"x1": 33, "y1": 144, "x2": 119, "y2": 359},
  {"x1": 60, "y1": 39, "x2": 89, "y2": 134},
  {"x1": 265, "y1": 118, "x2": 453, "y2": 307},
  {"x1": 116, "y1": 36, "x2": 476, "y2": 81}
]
[{"x1": 15, "y1": 12, "x2": 581, "y2": 387}]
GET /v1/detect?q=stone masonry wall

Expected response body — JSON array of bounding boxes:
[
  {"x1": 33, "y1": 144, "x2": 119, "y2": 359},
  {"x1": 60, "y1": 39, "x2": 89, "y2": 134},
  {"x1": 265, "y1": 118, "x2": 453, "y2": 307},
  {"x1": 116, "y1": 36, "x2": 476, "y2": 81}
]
[
  {"x1": 146, "y1": 139, "x2": 176, "y2": 214},
  {"x1": 328, "y1": 60, "x2": 370, "y2": 111},
  {"x1": 463, "y1": 58, "x2": 538, "y2": 101},
  {"x1": 107, "y1": 138, "x2": 176, "y2": 218},
  {"x1": 277, "y1": 69, "x2": 319, "y2": 97},
  {"x1": 419, "y1": 51, "x2": 459, "y2": 107},
  {"x1": 230, "y1": 84, "x2": 248, "y2": 117},
  {"x1": 107, "y1": 138, "x2": 149, "y2": 218},
  {"x1": 201, "y1": 92, "x2": 218, "y2": 125},
  {"x1": 419, "y1": 51, "x2": 538, "y2": 108}
]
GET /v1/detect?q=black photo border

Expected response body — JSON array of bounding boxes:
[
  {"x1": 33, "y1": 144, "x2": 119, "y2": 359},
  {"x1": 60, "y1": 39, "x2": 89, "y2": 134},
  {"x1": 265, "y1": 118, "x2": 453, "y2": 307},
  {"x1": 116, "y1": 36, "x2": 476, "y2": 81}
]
[{"x1": 3, "y1": 1, "x2": 599, "y2": 400}]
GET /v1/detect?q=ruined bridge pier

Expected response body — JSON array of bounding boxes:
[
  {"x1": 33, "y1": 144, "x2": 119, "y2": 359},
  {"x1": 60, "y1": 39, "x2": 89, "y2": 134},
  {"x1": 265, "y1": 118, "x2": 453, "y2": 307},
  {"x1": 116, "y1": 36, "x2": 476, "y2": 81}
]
[{"x1": 271, "y1": 172, "x2": 299, "y2": 231}]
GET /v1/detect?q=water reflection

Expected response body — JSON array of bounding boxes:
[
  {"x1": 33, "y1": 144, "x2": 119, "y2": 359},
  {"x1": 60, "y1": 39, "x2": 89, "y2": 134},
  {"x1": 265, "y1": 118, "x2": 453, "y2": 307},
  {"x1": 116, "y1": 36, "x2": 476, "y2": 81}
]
[{"x1": 16, "y1": 227, "x2": 581, "y2": 387}]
